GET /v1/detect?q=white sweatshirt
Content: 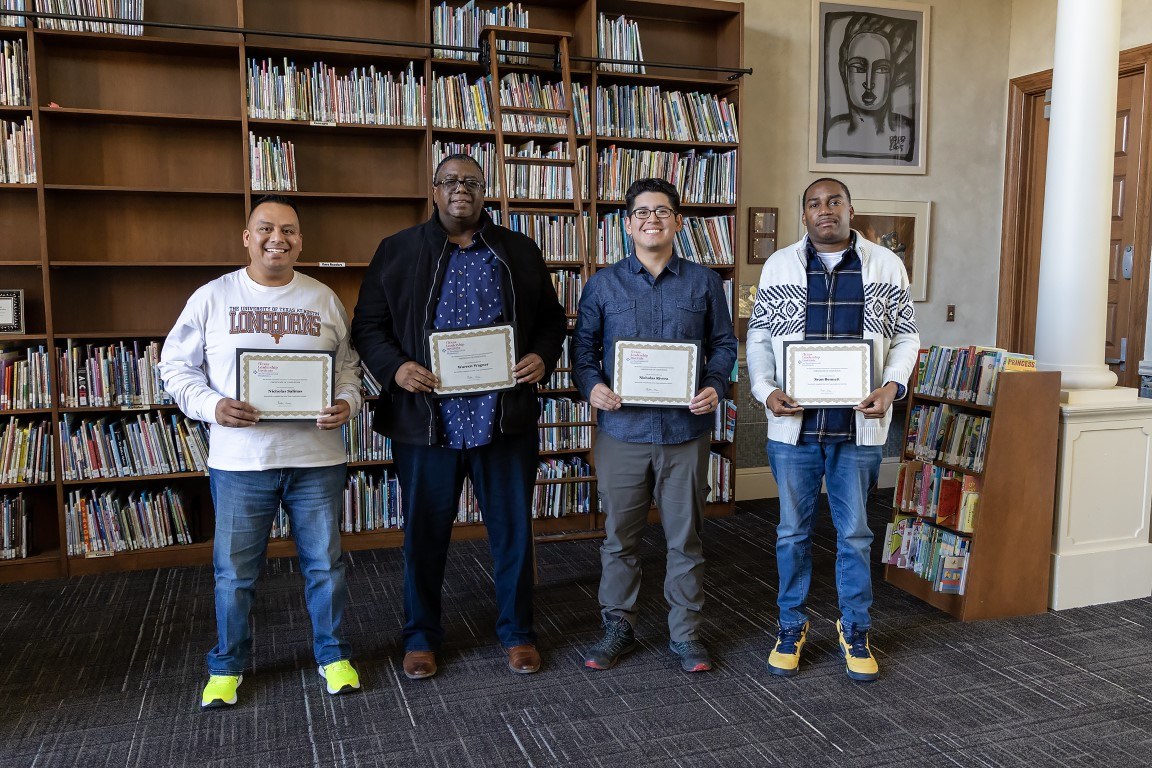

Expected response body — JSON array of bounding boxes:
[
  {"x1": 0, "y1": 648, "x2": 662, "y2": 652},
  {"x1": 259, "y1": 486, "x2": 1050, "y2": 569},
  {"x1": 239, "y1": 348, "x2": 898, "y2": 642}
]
[{"x1": 159, "y1": 268, "x2": 363, "y2": 471}]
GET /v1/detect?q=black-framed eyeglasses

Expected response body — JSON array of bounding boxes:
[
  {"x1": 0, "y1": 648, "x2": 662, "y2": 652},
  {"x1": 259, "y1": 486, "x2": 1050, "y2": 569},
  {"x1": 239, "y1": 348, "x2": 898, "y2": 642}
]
[
  {"x1": 629, "y1": 207, "x2": 676, "y2": 219},
  {"x1": 434, "y1": 176, "x2": 485, "y2": 192}
]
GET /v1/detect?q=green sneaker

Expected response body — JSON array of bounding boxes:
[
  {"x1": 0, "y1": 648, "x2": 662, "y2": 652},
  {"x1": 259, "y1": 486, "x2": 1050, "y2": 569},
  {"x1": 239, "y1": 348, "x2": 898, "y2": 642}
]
[
  {"x1": 319, "y1": 660, "x2": 361, "y2": 695},
  {"x1": 767, "y1": 622, "x2": 808, "y2": 677},
  {"x1": 837, "y1": 619, "x2": 880, "y2": 681},
  {"x1": 201, "y1": 674, "x2": 242, "y2": 709}
]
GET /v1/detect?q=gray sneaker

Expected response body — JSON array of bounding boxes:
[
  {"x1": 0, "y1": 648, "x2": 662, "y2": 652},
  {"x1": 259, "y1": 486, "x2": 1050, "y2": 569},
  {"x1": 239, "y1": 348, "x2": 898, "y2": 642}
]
[
  {"x1": 584, "y1": 616, "x2": 637, "y2": 670},
  {"x1": 669, "y1": 639, "x2": 713, "y2": 672}
]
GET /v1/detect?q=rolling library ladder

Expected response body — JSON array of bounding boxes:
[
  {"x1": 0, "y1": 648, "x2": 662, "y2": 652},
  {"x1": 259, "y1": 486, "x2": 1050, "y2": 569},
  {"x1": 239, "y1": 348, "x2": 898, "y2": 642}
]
[
  {"x1": 480, "y1": 26, "x2": 597, "y2": 552},
  {"x1": 482, "y1": 25, "x2": 587, "y2": 261}
]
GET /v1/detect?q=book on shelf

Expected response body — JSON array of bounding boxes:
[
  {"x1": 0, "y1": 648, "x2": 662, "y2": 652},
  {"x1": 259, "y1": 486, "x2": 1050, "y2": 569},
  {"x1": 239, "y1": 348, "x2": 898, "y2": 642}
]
[
  {"x1": 958, "y1": 474, "x2": 981, "y2": 534},
  {"x1": 916, "y1": 344, "x2": 1037, "y2": 406},
  {"x1": 1, "y1": 0, "x2": 27, "y2": 28},
  {"x1": 58, "y1": 413, "x2": 209, "y2": 481},
  {"x1": 597, "y1": 13, "x2": 645, "y2": 74},
  {"x1": 1, "y1": 491, "x2": 26, "y2": 560},
  {"x1": 32, "y1": 0, "x2": 143, "y2": 35},
  {"x1": 713, "y1": 398, "x2": 736, "y2": 442},
  {"x1": 249, "y1": 133, "x2": 297, "y2": 192},
  {"x1": 1, "y1": 39, "x2": 29, "y2": 106},
  {"x1": 595, "y1": 84, "x2": 739, "y2": 144},
  {"x1": 247, "y1": 58, "x2": 426, "y2": 127},
  {"x1": 430, "y1": 0, "x2": 531, "y2": 63},
  {"x1": 533, "y1": 456, "x2": 593, "y2": 518},
  {"x1": 0, "y1": 416, "x2": 53, "y2": 484},
  {"x1": 2, "y1": 345, "x2": 50, "y2": 410},
  {"x1": 57, "y1": 339, "x2": 170, "y2": 409},
  {"x1": 65, "y1": 485, "x2": 191, "y2": 557},
  {"x1": 344, "y1": 469, "x2": 404, "y2": 533},
  {"x1": 0, "y1": 116, "x2": 34, "y2": 184},
  {"x1": 596, "y1": 145, "x2": 737, "y2": 205},
  {"x1": 707, "y1": 451, "x2": 732, "y2": 503}
]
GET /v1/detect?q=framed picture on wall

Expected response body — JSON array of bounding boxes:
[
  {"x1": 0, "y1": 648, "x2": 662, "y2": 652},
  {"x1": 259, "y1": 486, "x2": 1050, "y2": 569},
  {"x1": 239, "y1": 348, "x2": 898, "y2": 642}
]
[
  {"x1": 809, "y1": 0, "x2": 931, "y2": 174},
  {"x1": 851, "y1": 199, "x2": 930, "y2": 301},
  {"x1": 0, "y1": 290, "x2": 24, "y2": 334},
  {"x1": 747, "y1": 207, "x2": 779, "y2": 265}
]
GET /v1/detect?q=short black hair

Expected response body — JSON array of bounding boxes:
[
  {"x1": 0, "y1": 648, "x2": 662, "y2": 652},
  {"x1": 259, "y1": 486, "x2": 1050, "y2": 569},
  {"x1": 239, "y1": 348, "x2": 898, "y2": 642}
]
[
  {"x1": 434, "y1": 153, "x2": 485, "y2": 181},
  {"x1": 249, "y1": 194, "x2": 300, "y2": 219},
  {"x1": 802, "y1": 177, "x2": 852, "y2": 204},
  {"x1": 624, "y1": 177, "x2": 681, "y2": 214}
]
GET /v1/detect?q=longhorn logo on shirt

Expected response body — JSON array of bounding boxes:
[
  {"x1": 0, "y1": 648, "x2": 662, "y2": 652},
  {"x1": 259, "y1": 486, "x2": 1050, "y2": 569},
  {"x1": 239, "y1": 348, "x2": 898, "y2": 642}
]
[{"x1": 229, "y1": 306, "x2": 322, "y2": 343}]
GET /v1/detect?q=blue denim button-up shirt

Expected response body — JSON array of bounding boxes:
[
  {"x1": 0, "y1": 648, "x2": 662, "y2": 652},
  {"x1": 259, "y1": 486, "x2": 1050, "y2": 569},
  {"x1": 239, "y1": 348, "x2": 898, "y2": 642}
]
[{"x1": 573, "y1": 254, "x2": 738, "y2": 445}]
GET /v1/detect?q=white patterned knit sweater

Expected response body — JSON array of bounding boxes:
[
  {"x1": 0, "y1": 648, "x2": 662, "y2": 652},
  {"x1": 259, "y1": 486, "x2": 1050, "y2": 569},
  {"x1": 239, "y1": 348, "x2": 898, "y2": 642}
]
[{"x1": 745, "y1": 232, "x2": 920, "y2": 446}]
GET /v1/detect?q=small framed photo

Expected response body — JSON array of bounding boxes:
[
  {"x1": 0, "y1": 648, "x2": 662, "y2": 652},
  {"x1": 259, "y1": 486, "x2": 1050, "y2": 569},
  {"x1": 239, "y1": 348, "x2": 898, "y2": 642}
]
[
  {"x1": 747, "y1": 206, "x2": 779, "y2": 265},
  {"x1": 851, "y1": 199, "x2": 931, "y2": 301},
  {"x1": 0, "y1": 290, "x2": 24, "y2": 334}
]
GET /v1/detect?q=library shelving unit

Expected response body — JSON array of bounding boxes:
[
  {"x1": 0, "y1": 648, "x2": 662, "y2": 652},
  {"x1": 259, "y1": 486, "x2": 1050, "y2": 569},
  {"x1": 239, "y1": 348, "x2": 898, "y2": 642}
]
[
  {"x1": 885, "y1": 369, "x2": 1061, "y2": 620},
  {"x1": 0, "y1": 0, "x2": 744, "y2": 583}
]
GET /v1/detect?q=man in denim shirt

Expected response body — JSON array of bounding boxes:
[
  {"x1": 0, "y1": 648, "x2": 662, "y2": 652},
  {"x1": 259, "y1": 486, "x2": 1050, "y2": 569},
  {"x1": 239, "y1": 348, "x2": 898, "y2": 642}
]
[{"x1": 573, "y1": 178, "x2": 737, "y2": 673}]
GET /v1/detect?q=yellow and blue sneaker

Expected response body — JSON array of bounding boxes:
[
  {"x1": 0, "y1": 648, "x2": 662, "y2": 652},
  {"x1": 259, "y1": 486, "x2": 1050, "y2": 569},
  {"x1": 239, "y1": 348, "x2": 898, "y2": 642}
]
[
  {"x1": 767, "y1": 621, "x2": 808, "y2": 677},
  {"x1": 201, "y1": 674, "x2": 242, "y2": 709},
  {"x1": 319, "y1": 660, "x2": 361, "y2": 695},
  {"x1": 837, "y1": 619, "x2": 880, "y2": 681}
]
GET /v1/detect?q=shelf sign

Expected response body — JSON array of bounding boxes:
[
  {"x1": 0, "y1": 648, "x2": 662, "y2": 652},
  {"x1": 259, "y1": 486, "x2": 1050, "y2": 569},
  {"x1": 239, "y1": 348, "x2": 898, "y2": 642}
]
[
  {"x1": 309, "y1": 120, "x2": 337, "y2": 127},
  {"x1": 318, "y1": 262, "x2": 346, "y2": 268}
]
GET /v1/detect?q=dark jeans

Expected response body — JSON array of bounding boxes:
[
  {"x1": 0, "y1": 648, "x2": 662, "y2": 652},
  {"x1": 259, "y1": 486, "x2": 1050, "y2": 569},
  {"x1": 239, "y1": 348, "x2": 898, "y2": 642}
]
[{"x1": 392, "y1": 431, "x2": 539, "y2": 652}]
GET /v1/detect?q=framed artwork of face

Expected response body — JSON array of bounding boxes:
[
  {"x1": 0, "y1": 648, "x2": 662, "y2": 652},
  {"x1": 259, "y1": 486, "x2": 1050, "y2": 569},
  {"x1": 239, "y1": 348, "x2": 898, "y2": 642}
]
[{"x1": 809, "y1": 0, "x2": 931, "y2": 174}]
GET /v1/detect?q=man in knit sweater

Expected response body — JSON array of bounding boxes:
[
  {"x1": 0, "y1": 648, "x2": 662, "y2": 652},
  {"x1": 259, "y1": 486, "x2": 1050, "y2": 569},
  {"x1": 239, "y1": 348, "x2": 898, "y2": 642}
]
[
  {"x1": 746, "y1": 178, "x2": 919, "y2": 681},
  {"x1": 160, "y1": 195, "x2": 363, "y2": 708}
]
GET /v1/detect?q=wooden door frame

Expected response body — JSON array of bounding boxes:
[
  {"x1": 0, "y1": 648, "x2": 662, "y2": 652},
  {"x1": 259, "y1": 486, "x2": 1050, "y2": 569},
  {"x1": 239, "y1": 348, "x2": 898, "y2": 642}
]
[{"x1": 999, "y1": 45, "x2": 1152, "y2": 384}]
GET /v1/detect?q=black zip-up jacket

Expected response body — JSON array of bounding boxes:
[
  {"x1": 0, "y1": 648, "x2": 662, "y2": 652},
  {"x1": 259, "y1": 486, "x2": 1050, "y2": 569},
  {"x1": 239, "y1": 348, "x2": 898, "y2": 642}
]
[{"x1": 351, "y1": 210, "x2": 568, "y2": 446}]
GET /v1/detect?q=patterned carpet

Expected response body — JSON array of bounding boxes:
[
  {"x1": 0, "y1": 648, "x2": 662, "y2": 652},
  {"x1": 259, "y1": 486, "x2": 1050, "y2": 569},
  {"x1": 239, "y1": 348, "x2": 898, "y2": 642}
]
[{"x1": 2, "y1": 498, "x2": 1152, "y2": 768}]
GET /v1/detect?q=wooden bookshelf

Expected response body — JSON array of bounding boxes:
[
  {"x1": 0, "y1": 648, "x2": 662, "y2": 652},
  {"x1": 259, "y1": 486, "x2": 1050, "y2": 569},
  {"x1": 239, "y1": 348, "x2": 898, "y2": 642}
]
[
  {"x1": 885, "y1": 370, "x2": 1061, "y2": 620},
  {"x1": 0, "y1": 0, "x2": 743, "y2": 582}
]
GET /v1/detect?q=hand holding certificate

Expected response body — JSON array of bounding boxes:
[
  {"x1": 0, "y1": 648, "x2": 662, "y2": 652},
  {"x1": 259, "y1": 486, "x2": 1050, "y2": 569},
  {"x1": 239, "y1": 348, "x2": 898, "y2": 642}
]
[
  {"x1": 428, "y1": 324, "x2": 517, "y2": 396},
  {"x1": 236, "y1": 349, "x2": 335, "y2": 421},
  {"x1": 781, "y1": 341, "x2": 873, "y2": 407},
  {"x1": 612, "y1": 338, "x2": 701, "y2": 407}
]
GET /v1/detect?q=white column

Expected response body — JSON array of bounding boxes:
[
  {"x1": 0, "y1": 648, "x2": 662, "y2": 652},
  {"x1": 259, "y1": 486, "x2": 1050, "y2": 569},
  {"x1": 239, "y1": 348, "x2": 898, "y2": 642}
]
[
  {"x1": 1037, "y1": 0, "x2": 1152, "y2": 610},
  {"x1": 1033, "y1": 0, "x2": 1119, "y2": 391}
]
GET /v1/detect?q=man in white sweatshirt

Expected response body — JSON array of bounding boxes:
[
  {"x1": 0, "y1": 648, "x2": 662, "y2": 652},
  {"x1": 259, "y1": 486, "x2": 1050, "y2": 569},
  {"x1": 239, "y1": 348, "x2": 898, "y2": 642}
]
[
  {"x1": 746, "y1": 178, "x2": 918, "y2": 682},
  {"x1": 160, "y1": 195, "x2": 363, "y2": 708}
]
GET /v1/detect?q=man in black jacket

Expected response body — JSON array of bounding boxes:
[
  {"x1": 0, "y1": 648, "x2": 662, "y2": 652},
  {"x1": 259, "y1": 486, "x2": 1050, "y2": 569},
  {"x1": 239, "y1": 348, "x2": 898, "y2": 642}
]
[{"x1": 352, "y1": 154, "x2": 567, "y2": 680}]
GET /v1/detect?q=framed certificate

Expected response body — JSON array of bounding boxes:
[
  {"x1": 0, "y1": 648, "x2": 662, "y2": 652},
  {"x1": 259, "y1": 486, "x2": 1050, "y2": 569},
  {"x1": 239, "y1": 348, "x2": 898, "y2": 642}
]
[
  {"x1": 613, "y1": 338, "x2": 701, "y2": 407},
  {"x1": 236, "y1": 349, "x2": 334, "y2": 421},
  {"x1": 782, "y1": 340, "x2": 873, "y2": 407},
  {"x1": 0, "y1": 289, "x2": 24, "y2": 334},
  {"x1": 428, "y1": 324, "x2": 517, "y2": 396}
]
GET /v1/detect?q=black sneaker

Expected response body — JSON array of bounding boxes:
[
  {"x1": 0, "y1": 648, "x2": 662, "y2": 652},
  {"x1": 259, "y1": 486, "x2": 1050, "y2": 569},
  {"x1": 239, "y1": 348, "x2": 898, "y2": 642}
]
[
  {"x1": 584, "y1": 616, "x2": 637, "y2": 670},
  {"x1": 668, "y1": 639, "x2": 713, "y2": 672}
]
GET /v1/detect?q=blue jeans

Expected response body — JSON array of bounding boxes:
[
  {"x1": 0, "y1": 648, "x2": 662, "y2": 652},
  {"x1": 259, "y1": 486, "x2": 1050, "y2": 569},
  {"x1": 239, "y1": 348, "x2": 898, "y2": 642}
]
[
  {"x1": 765, "y1": 440, "x2": 881, "y2": 630},
  {"x1": 391, "y1": 431, "x2": 538, "y2": 652},
  {"x1": 207, "y1": 465, "x2": 350, "y2": 675}
]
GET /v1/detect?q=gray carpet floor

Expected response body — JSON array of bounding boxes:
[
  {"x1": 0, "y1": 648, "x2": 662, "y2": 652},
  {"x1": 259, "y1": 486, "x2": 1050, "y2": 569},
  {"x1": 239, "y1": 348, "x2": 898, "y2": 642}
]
[{"x1": 3, "y1": 498, "x2": 1152, "y2": 768}]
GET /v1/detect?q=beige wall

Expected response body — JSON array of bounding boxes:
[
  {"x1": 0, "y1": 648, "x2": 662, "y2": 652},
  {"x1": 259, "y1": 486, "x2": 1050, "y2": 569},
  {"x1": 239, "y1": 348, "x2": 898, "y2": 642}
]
[
  {"x1": 740, "y1": 0, "x2": 1013, "y2": 351},
  {"x1": 1009, "y1": 0, "x2": 1152, "y2": 79}
]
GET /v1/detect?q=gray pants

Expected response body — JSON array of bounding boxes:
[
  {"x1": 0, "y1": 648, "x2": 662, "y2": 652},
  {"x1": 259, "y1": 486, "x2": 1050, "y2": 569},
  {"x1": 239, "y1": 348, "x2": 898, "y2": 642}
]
[{"x1": 595, "y1": 432, "x2": 710, "y2": 642}]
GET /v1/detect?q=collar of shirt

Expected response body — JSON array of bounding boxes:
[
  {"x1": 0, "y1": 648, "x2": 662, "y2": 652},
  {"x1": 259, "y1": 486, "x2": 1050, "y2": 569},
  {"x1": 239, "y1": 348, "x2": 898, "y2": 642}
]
[
  {"x1": 804, "y1": 230, "x2": 858, "y2": 271},
  {"x1": 625, "y1": 252, "x2": 682, "y2": 278}
]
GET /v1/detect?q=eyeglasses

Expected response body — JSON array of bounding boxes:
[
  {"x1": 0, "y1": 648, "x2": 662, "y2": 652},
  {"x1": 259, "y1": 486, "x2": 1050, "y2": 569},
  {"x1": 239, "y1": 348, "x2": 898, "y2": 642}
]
[
  {"x1": 434, "y1": 176, "x2": 485, "y2": 192},
  {"x1": 629, "y1": 207, "x2": 676, "y2": 219}
]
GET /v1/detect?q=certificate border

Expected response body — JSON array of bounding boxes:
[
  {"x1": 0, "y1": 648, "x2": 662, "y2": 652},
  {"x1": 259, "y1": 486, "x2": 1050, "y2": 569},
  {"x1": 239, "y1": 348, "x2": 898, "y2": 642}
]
[
  {"x1": 612, "y1": 337, "x2": 702, "y2": 408},
  {"x1": 781, "y1": 340, "x2": 873, "y2": 407},
  {"x1": 235, "y1": 348, "x2": 335, "y2": 421},
  {"x1": 427, "y1": 324, "x2": 517, "y2": 397},
  {"x1": 0, "y1": 289, "x2": 24, "y2": 334}
]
